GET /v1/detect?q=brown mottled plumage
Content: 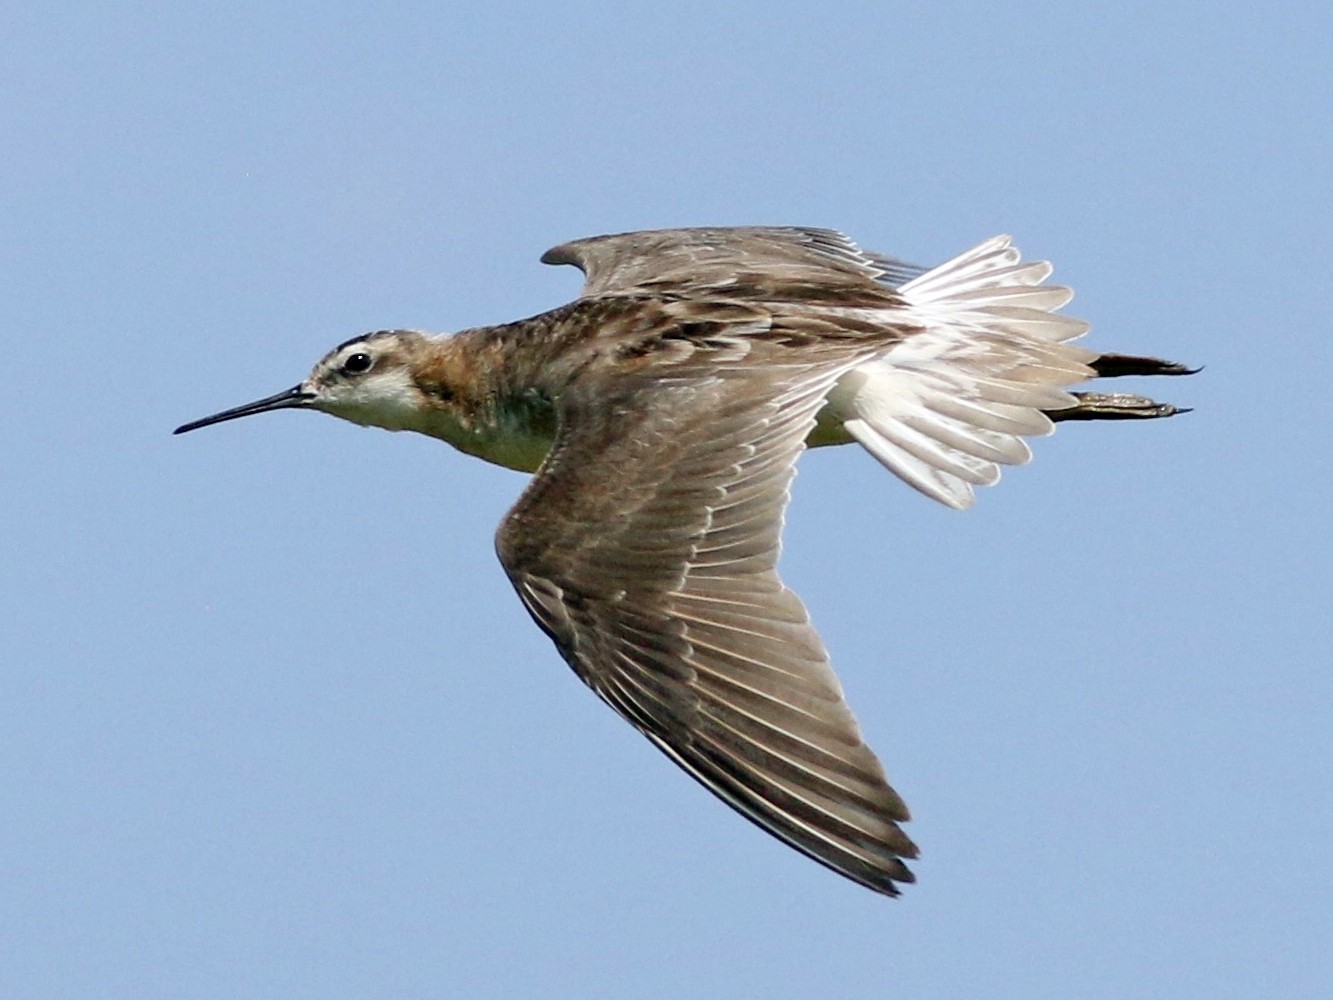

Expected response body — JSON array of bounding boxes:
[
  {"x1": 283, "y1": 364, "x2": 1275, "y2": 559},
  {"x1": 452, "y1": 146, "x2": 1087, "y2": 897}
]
[{"x1": 176, "y1": 226, "x2": 1193, "y2": 895}]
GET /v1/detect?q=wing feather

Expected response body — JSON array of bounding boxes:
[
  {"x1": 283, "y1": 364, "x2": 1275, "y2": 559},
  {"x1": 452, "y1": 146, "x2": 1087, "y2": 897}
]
[
  {"x1": 542, "y1": 226, "x2": 925, "y2": 301},
  {"x1": 496, "y1": 347, "x2": 916, "y2": 895}
]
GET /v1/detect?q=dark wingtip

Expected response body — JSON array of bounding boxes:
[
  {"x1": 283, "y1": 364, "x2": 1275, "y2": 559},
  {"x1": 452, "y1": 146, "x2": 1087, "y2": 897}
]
[{"x1": 540, "y1": 244, "x2": 578, "y2": 266}]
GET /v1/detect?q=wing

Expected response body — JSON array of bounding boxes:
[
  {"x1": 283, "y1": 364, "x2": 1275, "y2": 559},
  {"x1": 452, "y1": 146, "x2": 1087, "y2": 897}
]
[
  {"x1": 495, "y1": 344, "x2": 918, "y2": 895},
  {"x1": 541, "y1": 226, "x2": 928, "y2": 301}
]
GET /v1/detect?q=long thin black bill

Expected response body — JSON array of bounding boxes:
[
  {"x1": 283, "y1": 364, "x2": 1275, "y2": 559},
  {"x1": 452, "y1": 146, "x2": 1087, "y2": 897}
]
[{"x1": 173, "y1": 385, "x2": 314, "y2": 435}]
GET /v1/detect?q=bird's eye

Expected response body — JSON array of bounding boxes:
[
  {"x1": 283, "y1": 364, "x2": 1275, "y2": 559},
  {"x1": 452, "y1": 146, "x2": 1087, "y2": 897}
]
[{"x1": 341, "y1": 352, "x2": 373, "y2": 375}]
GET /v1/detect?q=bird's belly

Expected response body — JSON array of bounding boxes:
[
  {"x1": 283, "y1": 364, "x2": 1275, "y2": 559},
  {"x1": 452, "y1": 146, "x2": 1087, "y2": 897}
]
[
  {"x1": 806, "y1": 377, "x2": 858, "y2": 449},
  {"x1": 807, "y1": 407, "x2": 855, "y2": 448}
]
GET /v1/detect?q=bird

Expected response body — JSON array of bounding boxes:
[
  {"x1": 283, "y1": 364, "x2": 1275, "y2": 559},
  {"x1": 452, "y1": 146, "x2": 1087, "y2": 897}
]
[{"x1": 175, "y1": 226, "x2": 1192, "y2": 896}]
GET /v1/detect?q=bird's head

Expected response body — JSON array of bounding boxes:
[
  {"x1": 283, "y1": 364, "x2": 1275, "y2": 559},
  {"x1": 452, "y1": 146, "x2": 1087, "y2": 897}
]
[{"x1": 174, "y1": 330, "x2": 444, "y2": 436}]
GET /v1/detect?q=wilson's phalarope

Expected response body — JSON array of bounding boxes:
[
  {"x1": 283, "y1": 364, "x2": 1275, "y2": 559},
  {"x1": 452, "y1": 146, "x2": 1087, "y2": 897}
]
[{"x1": 177, "y1": 227, "x2": 1192, "y2": 895}]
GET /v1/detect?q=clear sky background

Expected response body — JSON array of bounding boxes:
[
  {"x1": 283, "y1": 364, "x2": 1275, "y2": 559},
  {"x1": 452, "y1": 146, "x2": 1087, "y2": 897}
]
[{"x1": 5, "y1": 4, "x2": 1330, "y2": 998}]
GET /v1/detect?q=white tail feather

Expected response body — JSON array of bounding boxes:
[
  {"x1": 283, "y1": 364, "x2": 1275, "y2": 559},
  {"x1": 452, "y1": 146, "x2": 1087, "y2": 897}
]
[{"x1": 836, "y1": 236, "x2": 1096, "y2": 509}]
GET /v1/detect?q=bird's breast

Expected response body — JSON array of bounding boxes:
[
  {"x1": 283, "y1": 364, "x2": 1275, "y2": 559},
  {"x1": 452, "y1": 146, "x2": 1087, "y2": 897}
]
[{"x1": 416, "y1": 394, "x2": 556, "y2": 474}]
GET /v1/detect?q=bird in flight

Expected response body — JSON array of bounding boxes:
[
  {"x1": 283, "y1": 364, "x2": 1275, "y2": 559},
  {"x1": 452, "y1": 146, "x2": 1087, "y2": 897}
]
[{"x1": 176, "y1": 227, "x2": 1191, "y2": 896}]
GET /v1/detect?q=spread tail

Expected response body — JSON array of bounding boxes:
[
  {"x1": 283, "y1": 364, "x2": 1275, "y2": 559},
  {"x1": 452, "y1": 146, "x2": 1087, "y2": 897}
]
[{"x1": 836, "y1": 236, "x2": 1195, "y2": 508}]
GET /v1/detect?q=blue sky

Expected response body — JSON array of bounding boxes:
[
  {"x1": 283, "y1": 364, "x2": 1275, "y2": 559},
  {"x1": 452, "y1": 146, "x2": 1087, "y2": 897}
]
[{"x1": 4, "y1": 3, "x2": 1330, "y2": 997}]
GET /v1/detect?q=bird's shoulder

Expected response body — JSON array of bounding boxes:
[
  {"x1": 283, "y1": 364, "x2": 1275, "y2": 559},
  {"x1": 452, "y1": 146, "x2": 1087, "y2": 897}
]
[{"x1": 516, "y1": 286, "x2": 907, "y2": 396}]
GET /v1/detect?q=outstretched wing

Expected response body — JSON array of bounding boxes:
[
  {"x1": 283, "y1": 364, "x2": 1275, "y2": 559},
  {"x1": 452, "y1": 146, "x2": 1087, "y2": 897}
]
[
  {"x1": 495, "y1": 341, "x2": 917, "y2": 895},
  {"x1": 541, "y1": 226, "x2": 928, "y2": 301}
]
